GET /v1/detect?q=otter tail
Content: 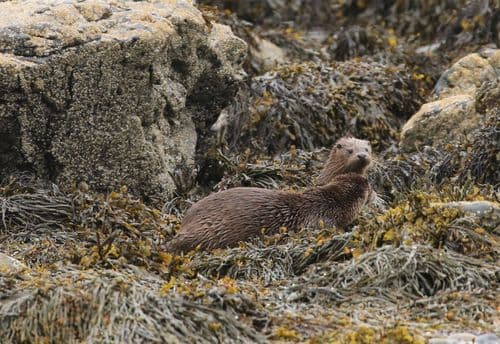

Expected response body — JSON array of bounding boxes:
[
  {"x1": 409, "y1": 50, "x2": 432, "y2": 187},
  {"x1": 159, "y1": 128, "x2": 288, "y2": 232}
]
[
  {"x1": 161, "y1": 237, "x2": 182, "y2": 254},
  {"x1": 161, "y1": 235, "x2": 198, "y2": 254}
]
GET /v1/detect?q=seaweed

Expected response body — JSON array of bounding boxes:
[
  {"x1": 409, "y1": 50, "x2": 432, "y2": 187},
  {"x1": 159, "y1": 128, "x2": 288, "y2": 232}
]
[
  {"x1": 289, "y1": 245, "x2": 498, "y2": 303},
  {"x1": 224, "y1": 60, "x2": 421, "y2": 155},
  {"x1": 0, "y1": 267, "x2": 264, "y2": 343}
]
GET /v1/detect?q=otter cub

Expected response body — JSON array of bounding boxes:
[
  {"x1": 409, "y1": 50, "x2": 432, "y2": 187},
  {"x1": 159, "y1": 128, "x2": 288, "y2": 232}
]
[
  {"x1": 317, "y1": 137, "x2": 372, "y2": 185},
  {"x1": 164, "y1": 173, "x2": 371, "y2": 253}
]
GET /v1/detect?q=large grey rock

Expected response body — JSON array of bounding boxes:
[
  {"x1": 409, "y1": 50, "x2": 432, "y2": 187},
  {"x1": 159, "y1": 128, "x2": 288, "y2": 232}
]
[{"x1": 0, "y1": 0, "x2": 246, "y2": 200}]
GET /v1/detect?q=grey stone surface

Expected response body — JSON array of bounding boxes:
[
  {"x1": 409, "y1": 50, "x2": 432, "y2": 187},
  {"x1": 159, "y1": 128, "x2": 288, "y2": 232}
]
[
  {"x1": 476, "y1": 333, "x2": 500, "y2": 344},
  {"x1": 429, "y1": 332, "x2": 500, "y2": 344},
  {"x1": 0, "y1": 0, "x2": 246, "y2": 200}
]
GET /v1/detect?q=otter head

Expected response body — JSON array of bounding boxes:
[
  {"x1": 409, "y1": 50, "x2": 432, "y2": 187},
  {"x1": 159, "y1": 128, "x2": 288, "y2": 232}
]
[
  {"x1": 317, "y1": 137, "x2": 372, "y2": 185},
  {"x1": 334, "y1": 137, "x2": 372, "y2": 174}
]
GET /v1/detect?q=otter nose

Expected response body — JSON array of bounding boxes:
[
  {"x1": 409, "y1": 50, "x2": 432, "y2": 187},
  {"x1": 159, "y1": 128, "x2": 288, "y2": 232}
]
[{"x1": 357, "y1": 154, "x2": 367, "y2": 162}]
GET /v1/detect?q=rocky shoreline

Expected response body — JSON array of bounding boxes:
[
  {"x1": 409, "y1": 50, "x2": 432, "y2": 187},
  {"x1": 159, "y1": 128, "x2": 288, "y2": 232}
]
[{"x1": 1, "y1": 0, "x2": 499, "y2": 343}]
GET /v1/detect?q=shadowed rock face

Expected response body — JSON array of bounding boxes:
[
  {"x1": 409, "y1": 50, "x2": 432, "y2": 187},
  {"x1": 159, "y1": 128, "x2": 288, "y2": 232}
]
[{"x1": 0, "y1": 0, "x2": 246, "y2": 200}]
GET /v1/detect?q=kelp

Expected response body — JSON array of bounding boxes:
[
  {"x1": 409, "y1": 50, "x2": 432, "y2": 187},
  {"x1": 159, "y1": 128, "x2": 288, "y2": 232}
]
[{"x1": 0, "y1": 176, "x2": 175, "y2": 269}]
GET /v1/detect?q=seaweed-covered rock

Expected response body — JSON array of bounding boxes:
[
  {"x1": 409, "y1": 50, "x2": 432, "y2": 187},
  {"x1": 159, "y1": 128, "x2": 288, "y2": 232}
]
[
  {"x1": 0, "y1": 0, "x2": 246, "y2": 200},
  {"x1": 201, "y1": 0, "x2": 498, "y2": 49},
  {"x1": 459, "y1": 81, "x2": 500, "y2": 184},
  {"x1": 290, "y1": 244, "x2": 499, "y2": 301},
  {"x1": 224, "y1": 60, "x2": 421, "y2": 155},
  {"x1": 0, "y1": 267, "x2": 264, "y2": 343},
  {"x1": 430, "y1": 201, "x2": 500, "y2": 230},
  {"x1": 199, "y1": 0, "x2": 331, "y2": 26},
  {"x1": 325, "y1": 25, "x2": 385, "y2": 61}
]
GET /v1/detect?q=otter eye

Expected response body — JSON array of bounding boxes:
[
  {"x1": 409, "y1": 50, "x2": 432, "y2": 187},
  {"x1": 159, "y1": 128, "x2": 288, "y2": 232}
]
[
  {"x1": 336, "y1": 144, "x2": 342, "y2": 149},
  {"x1": 348, "y1": 149, "x2": 353, "y2": 154}
]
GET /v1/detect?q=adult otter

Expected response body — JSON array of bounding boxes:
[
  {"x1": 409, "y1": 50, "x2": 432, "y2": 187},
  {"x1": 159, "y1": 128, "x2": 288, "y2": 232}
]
[
  {"x1": 316, "y1": 137, "x2": 372, "y2": 185},
  {"x1": 163, "y1": 173, "x2": 372, "y2": 253}
]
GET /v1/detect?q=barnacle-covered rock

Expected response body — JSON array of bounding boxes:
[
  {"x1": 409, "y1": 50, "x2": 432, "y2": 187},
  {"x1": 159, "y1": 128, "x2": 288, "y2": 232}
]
[
  {"x1": 400, "y1": 50, "x2": 499, "y2": 154},
  {"x1": 1, "y1": 0, "x2": 499, "y2": 342},
  {"x1": 0, "y1": 0, "x2": 246, "y2": 200}
]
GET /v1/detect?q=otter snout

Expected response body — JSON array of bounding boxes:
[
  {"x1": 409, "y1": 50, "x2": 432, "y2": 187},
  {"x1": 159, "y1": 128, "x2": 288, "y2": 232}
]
[{"x1": 357, "y1": 153, "x2": 368, "y2": 162}]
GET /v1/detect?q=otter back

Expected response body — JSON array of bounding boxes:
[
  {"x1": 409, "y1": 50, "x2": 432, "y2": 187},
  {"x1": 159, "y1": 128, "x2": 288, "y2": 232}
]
[{"x1": 164, "y1": 173, "x2": 371, "y2": 253}]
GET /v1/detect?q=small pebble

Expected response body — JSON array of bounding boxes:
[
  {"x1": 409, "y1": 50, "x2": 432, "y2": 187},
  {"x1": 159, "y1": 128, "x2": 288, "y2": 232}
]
[
  {"x1": 477, "y1": 333, "x2": 500, "y2": 344},
  {"x1": 429, "y1": 332, "x2": 500, "y2": 344}
]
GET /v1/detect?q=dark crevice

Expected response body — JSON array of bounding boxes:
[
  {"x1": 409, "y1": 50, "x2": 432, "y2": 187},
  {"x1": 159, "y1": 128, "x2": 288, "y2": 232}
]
[
  {"x1": 196, "y1": 45, "x2": 222, "y2": 68},
  {"x1": 67, "y1": 69, "x2": 75, "y2": 107},
  {"x1": 171, "y1": 58, "x2": 190, "y2": 75},
  {"x1": 43, "y1": 152, "x2": 62, "y2": 181}
]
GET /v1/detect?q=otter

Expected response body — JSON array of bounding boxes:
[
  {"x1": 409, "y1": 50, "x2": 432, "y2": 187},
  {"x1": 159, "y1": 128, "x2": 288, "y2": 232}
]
[
  {"x1": 316, "y1": 137, "x2": 372, "y2": 185},
  {"x1": 163, "y1": 173, "x2": 372, "y2": 253}
]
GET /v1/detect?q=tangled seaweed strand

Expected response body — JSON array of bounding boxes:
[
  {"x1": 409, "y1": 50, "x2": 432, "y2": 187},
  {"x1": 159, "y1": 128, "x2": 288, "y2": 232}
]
[
  {"x1": 213, "y1": 147, "x2": 320, "y2": 191},
  {"x1": 459, "y1": 80, "x2": 500, "y2": 185},
  {"x1": 291, "y1": 244, "x2": 499, "y2": 303},
  {"x1": 0, "y1": 177, "x2": 172, "y2": 269},
  {"x1": 0, "y1": 186, "x2": 72, "y2": 232},
  {"x1": 299, "y1": 288, "x2": 498, "y2": 342},
  {"x1": 0, "y1": 267, "x2": 264, "y2": 344},
  {"x1": 203, "y1": 0, "x2": 498, "y2": 47}
]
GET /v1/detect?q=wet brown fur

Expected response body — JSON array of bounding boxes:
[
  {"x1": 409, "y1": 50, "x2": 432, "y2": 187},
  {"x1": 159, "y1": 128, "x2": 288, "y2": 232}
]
[
  {"x1": 316, "y1": 137, "x2": 372, "y2": 185},
  {"x1": 164, "y1": 173, "x2": 371, "y2": 253}
]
